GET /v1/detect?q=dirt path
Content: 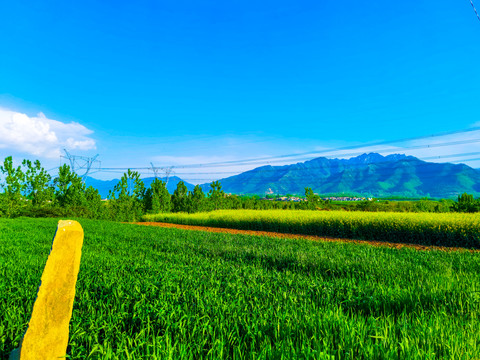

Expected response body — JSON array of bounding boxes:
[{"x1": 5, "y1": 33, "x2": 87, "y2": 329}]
[{"x1": 134, "y1": 222, "x2": 477, "y2": 252}]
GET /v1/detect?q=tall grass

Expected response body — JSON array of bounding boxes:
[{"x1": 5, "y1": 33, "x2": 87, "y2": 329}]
[
  {"x1": 1, "y1": 218, "x2": 480, "y2": 359},
  {"x1": 143, "y1": 209, "x2": 480, "y2": 248}
]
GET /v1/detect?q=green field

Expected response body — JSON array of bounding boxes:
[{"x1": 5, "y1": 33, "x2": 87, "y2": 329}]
[
  {"x1": 2, "y1": 217, "x2": 480, "y2": 359},
  {"x1": 144, "y1": 210, "x2": 480, "y2": 249}
]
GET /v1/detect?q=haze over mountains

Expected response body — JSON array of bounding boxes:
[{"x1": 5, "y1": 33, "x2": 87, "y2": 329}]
[{"x1": 88, "y1": 153, "x2": 480, "y2": 199}]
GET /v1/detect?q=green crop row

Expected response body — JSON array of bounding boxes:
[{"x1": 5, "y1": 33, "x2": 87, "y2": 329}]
[
  {"x1": 2, "y1": 218, "x2": 480, "y2": 359},
  {"x1": 143, "y1": 209, "x2": 480, "y2": 248}
]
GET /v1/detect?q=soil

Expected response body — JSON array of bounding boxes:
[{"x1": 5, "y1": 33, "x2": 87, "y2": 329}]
[{"x1": 134, "y1": 222, "x2": 478, "y2": 253}]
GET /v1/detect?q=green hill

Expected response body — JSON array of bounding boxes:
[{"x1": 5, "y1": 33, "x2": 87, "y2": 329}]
[{"x1": 212, "y1": 153, "x2": 480, "y2": 198}]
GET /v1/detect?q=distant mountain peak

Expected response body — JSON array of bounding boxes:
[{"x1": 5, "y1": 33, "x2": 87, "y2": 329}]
[
  {"x1": 340, "y1": 153, "x2": 413, "y2": 165},
  {"x1": 347, "y1": 152, "x2": 385, "y2": 164},
  {"x1": 209, "y1": 152, "x2": 480, "y2": 198}
]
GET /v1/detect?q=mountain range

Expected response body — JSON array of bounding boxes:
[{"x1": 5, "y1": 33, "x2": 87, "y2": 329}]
[
  {"x1": 87, "y1": 153, "x2": 480, "y2": 199},
  {"x1": 212, "y1": 153, "x2": 480, "y2": 198}
]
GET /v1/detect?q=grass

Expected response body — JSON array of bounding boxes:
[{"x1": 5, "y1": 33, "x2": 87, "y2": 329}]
[
  {"x1": 1, "y1": 217, "x2": 480, "y2": 359},
  {"x1": 143, "y1": 209, "x2": 480, "y2": 248}
]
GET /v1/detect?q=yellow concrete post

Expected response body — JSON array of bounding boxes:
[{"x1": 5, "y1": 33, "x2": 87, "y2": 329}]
[{"x1": 10, "y1": 220, "x2": 84, "y2": 360}]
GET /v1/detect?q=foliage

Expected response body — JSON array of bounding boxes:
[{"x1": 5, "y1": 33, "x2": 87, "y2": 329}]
[
  {"x1": 2, "y1": 218, "x2": 480, "y2": 358},
  {"x1": 144, "y1": 209, "x2": 480, "y2": 249},
  {"x1": 305, "y1": 187, "x2": 322, "y2": 209},
  {"x1": 22, "y1": 159, "x2": 53, "y2": 206},
  {"x1": 187, "y1": 184, "x2": 205, "y2": 213},
  {"x1": 453, "y1": 192, "x2": 480, "y2": 213},
  {"x1": 53, "y1": 164, "x2": 87, "y2": 207},
  {"x1": 108, "y1": 169, "x2": 145, "y2": 221},
  {"x1": 0, "y1": 156, "x2": 25, "y2": 198},
  {"x1": 171, "y1": 181, "x2": 189, "y2": 212},
  {"x1": 0, "y1": 156, "x2": 25, "y2": 217},
  {"x1": 208, "y1": 180, "x2": 224, "y2": 210},
  {"x1": 15, "y1": 205, "x2": 67, "y2": 218},
  {"x1": 0, "y1": 193, "x2": 7, "y2": 217},
  {"x1": 84, "y1": 186, "x2": 103, "y2": 219},
  {"x1": 144, "y1": 178, "x2": 171, "y2": 213}
]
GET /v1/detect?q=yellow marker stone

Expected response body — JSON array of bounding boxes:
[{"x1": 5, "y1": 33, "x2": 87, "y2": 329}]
[{"x1": 10, "y1": 220, "x2": 84, "y2": 360}]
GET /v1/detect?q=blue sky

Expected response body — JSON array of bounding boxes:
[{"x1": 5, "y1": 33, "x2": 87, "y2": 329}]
[{"x1": 1, "y1": 0, "x2": 480, "y2": 183}]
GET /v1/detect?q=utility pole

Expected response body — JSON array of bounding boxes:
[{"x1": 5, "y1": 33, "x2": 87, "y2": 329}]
[
  {"x1": 164, "y1": 166, "x2": 173, "y2": 186},
  {"x1": 63, "y1": 149, "x2": 76, "y2": 172},
  {"x1": 150, "y1": 162, "x2": 160, "y2": 178},
  {"x1": 150, "y1": 163, "x2": 173, "y2": 185},
  {"x1": 61, "y1": 150, "x2": 100, "y2": 182}
]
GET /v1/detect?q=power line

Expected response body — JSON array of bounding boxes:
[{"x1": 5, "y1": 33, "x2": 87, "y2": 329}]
[
  {"x1": 42, "y1": 127, "x2": 480, "y2": 180},
  {"x1": 85, "y1": 153, "x2": 480, "y2": 182},
  {"x1": 163, "y1": 151, "x2": 480, "y2": 176},
  {"x1": 95, "y1": 137, "x2": 480, "y2": 172},
  {"x1": 164, "y1": 126, "x2": 480, "y2": 169},
  {"x1": 187, "y1": 138, "x2": 480, "y2": 169},
  {"x1": 51, "y1": 148, "x2": 480, "y2": 185},
  {"x1": 93, "y1": 127, "x2": 480, "y2": 171},
  {"x1": 470, "y1": 0, "x2": 480, "y2": 22}
]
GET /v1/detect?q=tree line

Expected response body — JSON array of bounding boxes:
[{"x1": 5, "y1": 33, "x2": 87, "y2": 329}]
[
  {"x1": 0, "y1": 156, "x2": 305, "y2": 220},
  {"x1": 303, "y1": 187, "x2": 480, "y2": 213},
  {"x1": 1, "y1": 156, "x2": 478, "y2": 220}
]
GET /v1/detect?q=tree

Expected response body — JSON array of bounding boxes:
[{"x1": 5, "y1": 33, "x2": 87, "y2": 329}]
[
  {"x1": 109, "y1": 169, "x2": 146, "y2": 221},
  {"x1": 0, "y1": 156, "x2": 25, "y2": 216},
  {"x1": 54, "y1": 164, "x2": 86, "y2": 207},
  {"x1": 304, "y1": 187, "x2": 321, "y2": 209},
  {"x1": 22, "y1": 159, "x2": 53, "y2": 206},
  {"x1": 85, "y1": 186, "x2": 103, "y2": 218},
  {"x1": 453, "y1": 193, "x2": 479, "y2": 213},
  {"x1": 224, "y1": 193, "x2": 242, "y2": 210},
  {"x1": 172, "y1": 181, "x2": 189, "y2": 212},
  {"x1": 110, "y1": 169, "x2": 145, "y2": 202},
  {"x1": 305, "y1": 187, "x2": 314, "y2": 199},
  {"x1": 208, "y1": 181, "x2": 224, "y2": 210},
  {"x1": 1, "y1": 156, "x2": 25, "y2": 200},
  {"x1": 187, "y1": 184, "x2": 205, "y2": 213},
  {"x1": 145, "y1": 178, "x2": 171, "y2": 213}
]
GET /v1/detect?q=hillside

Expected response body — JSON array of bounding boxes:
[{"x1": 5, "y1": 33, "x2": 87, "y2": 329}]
[{"x1": 208, "y1": 153, "x2": 480, "y2": 198}]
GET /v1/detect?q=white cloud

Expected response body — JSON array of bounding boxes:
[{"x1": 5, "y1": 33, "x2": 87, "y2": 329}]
[{"x1": 0, "y1": 108, "x2": 96, "y2": 158}]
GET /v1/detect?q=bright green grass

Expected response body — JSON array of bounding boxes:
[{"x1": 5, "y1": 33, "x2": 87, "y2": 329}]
[
  {"x1": 1, "y1": 218, "x2": 480, "y2": 359},
  {"x1": 143, "y1": 210, "x2": 480, "y2": 248}
]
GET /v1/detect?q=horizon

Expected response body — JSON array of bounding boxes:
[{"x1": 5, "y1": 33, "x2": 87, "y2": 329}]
[{"x1": 82, "y1": 151, "x2": 478, "y2": 186}]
